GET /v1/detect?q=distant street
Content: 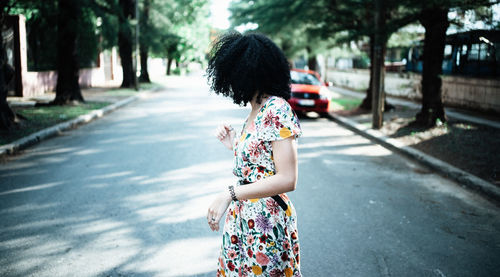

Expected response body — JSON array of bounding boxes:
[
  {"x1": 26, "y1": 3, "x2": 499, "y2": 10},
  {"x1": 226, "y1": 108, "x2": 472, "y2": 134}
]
[{"x1": 1, "y1": 74, "x2": 499, "y2": 277}]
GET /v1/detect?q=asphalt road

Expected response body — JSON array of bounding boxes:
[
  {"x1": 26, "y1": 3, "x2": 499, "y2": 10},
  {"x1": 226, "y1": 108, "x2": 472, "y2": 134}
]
[{"x1": 1, "y1": 74, "x2": 499, "y2": 277}]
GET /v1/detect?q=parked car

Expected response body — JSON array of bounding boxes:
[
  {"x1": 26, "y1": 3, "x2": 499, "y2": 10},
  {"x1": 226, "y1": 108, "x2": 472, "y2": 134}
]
[{"x1": 288, "y1": 69, "x2": 331, "y2": 116}]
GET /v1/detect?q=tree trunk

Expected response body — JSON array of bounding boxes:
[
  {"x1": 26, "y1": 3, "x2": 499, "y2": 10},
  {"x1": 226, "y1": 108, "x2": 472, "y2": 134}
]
[
  {"x1": 138, "y1": 0, "x2": 150, "y2": 83},
  {"x1": 307, "y1": 56, "x2": 317, "y2": 72},
  {"x1": 53, "y1": 0, "x2": 84, "y2": 105},
  {"x1": 360, "y1": 34, "x2": 375, "y2": 110},
  {"x1": 139, "y1": 44, "x2": 150, "y2": 82},
  {"x1": 359, "y1": 35, "x2": 394, "y2": 111},
  {"x1": 166, "y1": 58, "x2": 172, "y2": 75},
  {"x1": 371, "y1": 52, "x2": 384, "y2": 127},
  {"x1": 306, "y1": 46, "x2": 317, "y2": 71},
  {"x1": 118, "y1": 0, "x2": 136, "y2": 88},
  {"x1": 0, "y1": 38, "x2": 18, "y2": 130},
  {"x1": 371, "y1": 0, "x2": 386, "y2": 129},
  {"x1": 416, "y1": 7, "x2": 449, "y2": 126}
]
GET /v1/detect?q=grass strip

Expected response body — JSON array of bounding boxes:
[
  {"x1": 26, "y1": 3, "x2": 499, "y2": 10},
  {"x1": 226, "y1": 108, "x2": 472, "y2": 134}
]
[
  {"x1": 1, "y1": 102, "x2": 110, "y2": 145},
  {"x1": 331, "y1": 97, "x2": 363, "y2": 111}
]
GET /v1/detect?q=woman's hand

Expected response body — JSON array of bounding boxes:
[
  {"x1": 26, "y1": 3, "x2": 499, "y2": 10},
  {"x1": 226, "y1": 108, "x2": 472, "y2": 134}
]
[
  {"x1": 216, "y1": 124, "x2": 236, "y2": 150},
  {"x1": 207, "y1": 191, "x2": 232, "y2": 232}
]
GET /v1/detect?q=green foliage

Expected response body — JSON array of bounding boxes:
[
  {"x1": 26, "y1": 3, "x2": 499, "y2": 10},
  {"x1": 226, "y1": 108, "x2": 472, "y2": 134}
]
[
  {"x1": 10, "y1": 0, "x2": 99, "y2": 71},
  {"x1": 23, "y1": 1, "x2": 58, "y2": 71},
  {"x1": 449, "y1": 4, "x2": 499, "y2": 30},
  {"x1": 6, "y1": 0, "x2": 210, "y2": 72},
  {"x1": 94, "y1": 7, "x2": 119, "y2": 50},
  {"x1": 230, "y1": 0, "x2": 421, "y2": 49},
  {"x1": 78, "y1": 5, "x2": 99, "y2": 68},
  {"x1": 141, "y1": 0, "x2": 210, "y2": 63},
  {"x1": 387, "y1": 25, "x2": 424, "y2": 48},
  {"x1": 230, "y1": 0, "x2": 497, "y2": 56},
  {"x1": 5, "y1": 0, "x2": 495, "y2": 74},
  {"x1": 172, "y1": 67, "x2": 182, "y2": 75},
  {"x1": 230, "y1": 0, "x2": 328, "y2": 58},
  {"x1": 175, "y1": 2, "x2": 211, "y2": 63}
]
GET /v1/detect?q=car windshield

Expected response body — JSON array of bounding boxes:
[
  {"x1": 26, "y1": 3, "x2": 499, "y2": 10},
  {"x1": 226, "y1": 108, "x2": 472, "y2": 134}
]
[{"x1": 290, "y1": 71, "x2": 322, "y2": 85}]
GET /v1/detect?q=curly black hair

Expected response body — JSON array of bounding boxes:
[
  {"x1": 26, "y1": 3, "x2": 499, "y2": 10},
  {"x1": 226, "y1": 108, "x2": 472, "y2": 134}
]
[{"x1": 206, "y1": 32, "x2": 291, "y2": 106}]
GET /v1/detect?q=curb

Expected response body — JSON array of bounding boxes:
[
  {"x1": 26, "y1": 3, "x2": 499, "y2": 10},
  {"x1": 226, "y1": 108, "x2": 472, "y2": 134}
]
[
  {"x1": 0, "y1": 93, "x2": 145, "y2": 159},
  {"x1": 327, "y1": 112, "x2": 500, "y2": 204},
  {"x1": 331, "y1": 86, "x2": 500, "y2": 129}
]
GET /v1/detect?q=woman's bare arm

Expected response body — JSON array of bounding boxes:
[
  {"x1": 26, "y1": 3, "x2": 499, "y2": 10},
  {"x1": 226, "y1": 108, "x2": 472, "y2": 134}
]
[
  {"x1": 207, "y1": 137, "x2": 298, "y2": 231},
  {"x1": 232, "y1": 137, "x2": 298, "y2": 198}
]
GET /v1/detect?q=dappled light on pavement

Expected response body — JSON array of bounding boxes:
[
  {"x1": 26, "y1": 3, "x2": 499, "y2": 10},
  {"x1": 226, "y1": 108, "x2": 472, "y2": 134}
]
[{"x1": 1, "y1": 74, "x2": 499, "y2": 276}]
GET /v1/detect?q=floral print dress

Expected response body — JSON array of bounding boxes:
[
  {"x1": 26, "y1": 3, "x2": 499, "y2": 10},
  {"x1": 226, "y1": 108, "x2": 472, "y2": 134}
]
[{"x1": 217, "y1": 96, "x2": 302, "y2": 277}]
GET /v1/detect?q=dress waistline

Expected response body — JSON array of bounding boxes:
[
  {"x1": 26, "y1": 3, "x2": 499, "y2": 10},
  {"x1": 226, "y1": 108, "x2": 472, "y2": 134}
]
[{"x1": 238, "y1": 180, "x2": 288, "y2": 211}]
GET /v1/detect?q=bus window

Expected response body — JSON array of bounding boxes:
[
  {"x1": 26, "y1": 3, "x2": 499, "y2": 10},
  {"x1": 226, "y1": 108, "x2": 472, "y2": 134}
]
[
  {"x1": 461, "y1": 45, "x2": 468, "y2": 56},
  {"x1": 496, "y1": 43, "x2": 500, "y2": 63},
  {"x1": 444, "y1": 45, "x2": 453, "y2": 60},
  {"x1": 479, "y1": 44, "x2": 492, "y2": 61},
  {"x1": 469, "y1": 44, "x2": 481, "y2": 61}
]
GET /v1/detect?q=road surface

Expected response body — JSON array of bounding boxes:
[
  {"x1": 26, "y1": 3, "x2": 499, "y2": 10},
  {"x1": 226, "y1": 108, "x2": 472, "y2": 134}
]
[{"x1": 1, "y1": 74, "x2": 499, "y2": 276}]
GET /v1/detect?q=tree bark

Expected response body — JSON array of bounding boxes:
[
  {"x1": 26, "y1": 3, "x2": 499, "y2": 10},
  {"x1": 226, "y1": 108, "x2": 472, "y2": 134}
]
[
  {"x1": 166, "y1": 58, "x2": 172, "y2": 75},
  {"x1": 306, "y1": 46, "x2": 317, "y2": 72},
  {"x1": 139, "y1": 44, "x2": 150, "y2": 82},
  {"x1": 138, "y1": 0, "x2": 150, "y2": 83},
  {"x1": 360, "y1": 35, "x2": 375, "y2": 110},
  {"x1": 370, "y1": 0, "x2": 389, "y2": 129},
  {"x1": 53, "y1": 0, "x2": 84, "y2": 105},
  {"x1": 307, "y1": 56, "x2": 317, "y2": 72},
  {"x1": 371, "y1": 0, "x2": 386, "y2": 129},
  {"x1": 118, "y1": 0, "x2": 137, "y2": 88},
  {"x1": 359, "y1": 35, "x2": 394, "y2": 112},
  {"x1": 416, "y1": 7, "x2": 449, "y2": 126},
  {"x1": 0, "y1": 38, "x2": 18, "y2": 130}
]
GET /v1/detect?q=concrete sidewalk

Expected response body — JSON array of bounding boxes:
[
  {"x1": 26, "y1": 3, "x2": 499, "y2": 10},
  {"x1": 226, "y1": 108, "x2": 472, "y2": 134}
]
[
  {"x1": 327, "y1": 86, "x2": 500, "y2": 204},
  {"x1": 2, "y1": 86, "x2": 158, "y2": 158}
]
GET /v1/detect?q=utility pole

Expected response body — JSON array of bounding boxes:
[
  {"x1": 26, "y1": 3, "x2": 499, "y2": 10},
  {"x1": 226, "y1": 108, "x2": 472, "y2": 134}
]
[{"x1": 371, "y1": 0, "x2": 385, "y2": 129}]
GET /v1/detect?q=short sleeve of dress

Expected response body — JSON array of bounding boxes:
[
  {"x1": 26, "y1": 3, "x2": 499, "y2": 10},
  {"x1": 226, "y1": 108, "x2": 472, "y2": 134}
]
[{"x1": 256, "y1": 97, "x2": 302, "y2": 141}]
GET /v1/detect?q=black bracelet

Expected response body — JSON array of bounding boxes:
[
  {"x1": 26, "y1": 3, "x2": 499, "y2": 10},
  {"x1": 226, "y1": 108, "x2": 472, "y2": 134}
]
[{"x1": 228, "y1": 185, "x2": 238, "y2": 201}]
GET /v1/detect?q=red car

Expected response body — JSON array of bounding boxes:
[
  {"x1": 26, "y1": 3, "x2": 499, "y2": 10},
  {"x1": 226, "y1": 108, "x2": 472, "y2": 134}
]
[{"x1": 288, "y1": 69, "x2": 331, "y2": 116}]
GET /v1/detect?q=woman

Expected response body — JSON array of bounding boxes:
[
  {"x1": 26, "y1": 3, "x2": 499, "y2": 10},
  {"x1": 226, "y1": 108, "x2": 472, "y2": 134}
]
[{"x1": 206, "y1": 32, "x2": 302, "y2": 277}]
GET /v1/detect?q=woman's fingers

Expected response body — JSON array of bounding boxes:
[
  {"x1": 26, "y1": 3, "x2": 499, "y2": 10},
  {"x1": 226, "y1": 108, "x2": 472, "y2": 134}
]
[
  {"x1": 224, "y1": 125, "x2": 233, "y2": 133},
  {"x1": 207, "y1": 206, "x2": 218, "y2": 231},
  {"x1": 206, "y1": 208, "x2": 212, "y2": 227},
  {"x1": 207, "y1": 202, "x2": 225, "y2": 231},
  {"x1": 216, "y1": 125, "x2": 231, "y2": 141},
  {"x1": 216, "y1": 126, "x2": 223, "y2": 138},
  {"x1": 213, "y1": 214, "x2": 221, "y2": 231},
  {"x1": 208, "y1": 217, "x2": 215, "y2": 231},
  {"x1": 212, "y1": 216, "x2": 220, "y2": 231},
  {"x1": 207, "y1": 185, "x2": 232, "y2": 232},
  {"x1": 224, "y1": 125, "x2": 235, "y2": 137}
]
